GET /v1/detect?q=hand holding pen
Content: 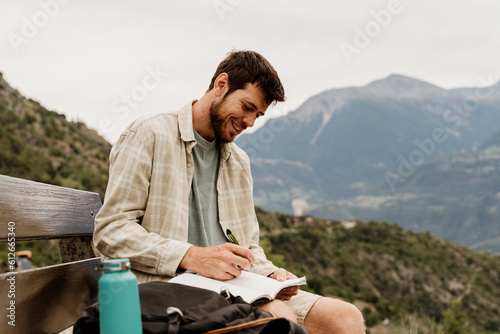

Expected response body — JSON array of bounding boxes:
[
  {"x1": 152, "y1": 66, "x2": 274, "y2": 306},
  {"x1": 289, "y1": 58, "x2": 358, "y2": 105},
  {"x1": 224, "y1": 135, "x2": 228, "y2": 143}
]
[
  {"x1": 226, "y1": 229, "x2": 253, "y2": 269},
  {"x1": 178, "y1": 231, "x2": 255, "y2": 280}
]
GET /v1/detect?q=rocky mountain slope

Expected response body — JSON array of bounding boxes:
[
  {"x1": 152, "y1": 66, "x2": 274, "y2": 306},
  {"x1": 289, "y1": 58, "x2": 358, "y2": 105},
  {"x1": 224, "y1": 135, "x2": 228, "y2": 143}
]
[{"x1": 0, "y1": 72, "x2": 111, "y2": 198}]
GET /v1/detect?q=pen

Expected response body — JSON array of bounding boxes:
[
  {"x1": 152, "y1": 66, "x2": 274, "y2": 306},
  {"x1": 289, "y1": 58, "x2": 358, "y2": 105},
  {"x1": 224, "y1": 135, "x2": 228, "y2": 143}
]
[
  {"x1": 226, "y1": 229, "x2": 253, "y2": 268},
  {"x1": 226, "y1": 229, "x2": 240, "y2": 245}
]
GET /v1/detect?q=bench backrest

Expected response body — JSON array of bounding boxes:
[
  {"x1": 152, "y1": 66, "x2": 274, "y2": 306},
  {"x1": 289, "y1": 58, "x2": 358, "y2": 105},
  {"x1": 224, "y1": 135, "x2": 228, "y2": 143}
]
[{"x1": 0, "y1": 174, "x2": 103, "y2": 333}]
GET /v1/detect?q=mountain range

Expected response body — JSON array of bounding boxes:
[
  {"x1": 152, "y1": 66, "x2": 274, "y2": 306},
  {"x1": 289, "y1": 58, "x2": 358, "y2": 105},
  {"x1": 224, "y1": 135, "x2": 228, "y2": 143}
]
[{"x1": 237, "y1": 74, "x2": 500, "y2": 250}]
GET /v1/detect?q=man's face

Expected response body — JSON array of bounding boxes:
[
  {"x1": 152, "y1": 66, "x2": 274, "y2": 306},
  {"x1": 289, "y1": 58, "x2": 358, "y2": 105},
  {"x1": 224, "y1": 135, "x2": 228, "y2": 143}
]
[{"x1": 210, "y1": 83, "x2": 269, "y2": 143}]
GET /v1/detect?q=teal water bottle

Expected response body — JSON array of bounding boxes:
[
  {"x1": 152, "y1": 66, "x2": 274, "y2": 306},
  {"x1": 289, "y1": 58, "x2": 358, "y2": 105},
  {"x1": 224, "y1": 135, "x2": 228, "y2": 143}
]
[{"x1": 96, "y1": 259, "x2": 143, "y2": 334}]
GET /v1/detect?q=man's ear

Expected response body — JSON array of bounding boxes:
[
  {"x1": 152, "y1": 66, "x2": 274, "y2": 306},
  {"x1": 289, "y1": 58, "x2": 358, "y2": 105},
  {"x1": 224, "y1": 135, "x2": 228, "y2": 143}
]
[{"x1": 213, "y1": 73, "x2": 229, "y2": 97}]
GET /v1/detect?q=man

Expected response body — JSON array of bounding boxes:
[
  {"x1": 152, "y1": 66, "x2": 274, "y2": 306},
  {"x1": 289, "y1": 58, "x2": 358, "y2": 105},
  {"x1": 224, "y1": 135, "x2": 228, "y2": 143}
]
[{"x1": 94, "y1": 50, "x2": 365, "y2": 333}]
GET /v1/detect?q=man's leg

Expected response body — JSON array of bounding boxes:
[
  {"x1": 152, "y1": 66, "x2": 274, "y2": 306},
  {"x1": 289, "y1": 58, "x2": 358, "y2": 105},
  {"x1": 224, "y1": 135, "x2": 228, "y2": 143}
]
[
  {"x1": 303, "y1": 297, "x2": 365, "y2": 334},
  {"x1": 285, "y1": 290, "x2": 365, "y2": 334},
  {"x1": 256, "y1": 299, "x2": 297, "y2": 323}
]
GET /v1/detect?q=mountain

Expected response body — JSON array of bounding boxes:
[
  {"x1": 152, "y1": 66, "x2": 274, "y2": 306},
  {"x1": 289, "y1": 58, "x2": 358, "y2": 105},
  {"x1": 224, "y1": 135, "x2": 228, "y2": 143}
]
[
  {"x1": 312, "y1": 129, "x2": 500, "y2": 250},
  {"x1": 0, "y1": 72, "x2": 111, "y2": 198},
  {"x1": 257, "y1": 209, "x2": 500, "y2": 332},
  {"x1": 236, "y1": 74, "x2": 500, "y2": 247}
]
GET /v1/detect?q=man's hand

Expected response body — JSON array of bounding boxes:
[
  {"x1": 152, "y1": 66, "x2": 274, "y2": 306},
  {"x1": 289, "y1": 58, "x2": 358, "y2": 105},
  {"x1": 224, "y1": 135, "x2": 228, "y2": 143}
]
[
  {"x1": 269, "y1": 268, "x2": 299, "y2": 301},
  {"x1": 179, "y1": 243, "x2": 255, "y2": 280}
]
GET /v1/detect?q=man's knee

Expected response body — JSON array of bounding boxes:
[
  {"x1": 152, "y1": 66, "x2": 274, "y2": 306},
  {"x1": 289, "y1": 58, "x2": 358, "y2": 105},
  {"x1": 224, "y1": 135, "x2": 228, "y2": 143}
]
[
  {"x1": 305, "y1": 297, "x2": 365, "y2": 333},
  {"x1": 256, "y1": 299, "x2": 297, "y2": 323},
  {"x1": 338, "y1": 300, "x2": 365, "y2": 328}
]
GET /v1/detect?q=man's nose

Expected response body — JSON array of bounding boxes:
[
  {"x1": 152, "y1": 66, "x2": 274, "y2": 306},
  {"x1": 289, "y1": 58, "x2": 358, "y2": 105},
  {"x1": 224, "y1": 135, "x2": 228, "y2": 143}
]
[{"x1": 242, "y1": 114, "x2": 256, "y2": 128}]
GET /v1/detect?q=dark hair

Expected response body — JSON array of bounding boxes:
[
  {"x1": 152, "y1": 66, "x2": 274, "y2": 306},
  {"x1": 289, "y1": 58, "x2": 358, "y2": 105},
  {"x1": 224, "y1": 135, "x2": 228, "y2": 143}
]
[{"x1": 208, "y1": 50, "x2": 285, "y2": 105}]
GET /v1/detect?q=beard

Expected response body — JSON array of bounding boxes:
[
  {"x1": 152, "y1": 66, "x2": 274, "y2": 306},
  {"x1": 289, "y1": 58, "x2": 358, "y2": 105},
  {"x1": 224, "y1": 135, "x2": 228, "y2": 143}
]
[{"x1": 209, "y1": 97, "x2": 234, "y2": 143}]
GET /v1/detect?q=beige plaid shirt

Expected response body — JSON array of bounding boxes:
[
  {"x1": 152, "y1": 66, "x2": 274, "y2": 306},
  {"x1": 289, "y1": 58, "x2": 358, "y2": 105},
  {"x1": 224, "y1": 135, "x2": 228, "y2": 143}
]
[{"x1": 94, "y1": 102, "x2": 278, "y2": 283}]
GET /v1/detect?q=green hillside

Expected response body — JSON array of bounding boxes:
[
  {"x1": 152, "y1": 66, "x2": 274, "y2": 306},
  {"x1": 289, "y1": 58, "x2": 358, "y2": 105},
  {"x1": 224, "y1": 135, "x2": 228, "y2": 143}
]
[
  {"x1": 0, "y1": 72, "x2": 111, "y2": 198},
  {"x1": 257, "y1": 208, "x2": 500, "y2": 333}
]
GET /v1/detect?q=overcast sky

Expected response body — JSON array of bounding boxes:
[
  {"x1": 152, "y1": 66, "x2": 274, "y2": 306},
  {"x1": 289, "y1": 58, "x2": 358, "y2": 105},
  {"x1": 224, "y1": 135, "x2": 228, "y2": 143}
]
[{"x1": 1, "y1": 0, "x2": 499, "y2": 143}]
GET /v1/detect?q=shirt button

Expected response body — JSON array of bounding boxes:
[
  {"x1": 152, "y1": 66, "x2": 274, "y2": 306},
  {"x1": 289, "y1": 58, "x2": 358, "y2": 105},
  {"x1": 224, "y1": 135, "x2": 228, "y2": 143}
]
[{"x1": 187, "y1": 163, "x2": 192, "y2": 168}]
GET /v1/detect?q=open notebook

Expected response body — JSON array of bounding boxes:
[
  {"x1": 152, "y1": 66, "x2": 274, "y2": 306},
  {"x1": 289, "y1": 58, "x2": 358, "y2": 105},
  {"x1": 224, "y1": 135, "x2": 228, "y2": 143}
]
[{"x1": 169, "y1": 271, "x2": 307, "y2": 304}]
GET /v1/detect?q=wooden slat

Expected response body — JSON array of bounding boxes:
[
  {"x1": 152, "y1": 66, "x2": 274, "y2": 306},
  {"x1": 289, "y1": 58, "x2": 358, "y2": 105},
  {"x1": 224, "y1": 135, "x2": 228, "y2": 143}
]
[
  {"x1": 0, "y1": 258, "x2": 101, "y2": 334},
  {"x1": 0, "y1": 175, "x2": 102, "y2": 242}
]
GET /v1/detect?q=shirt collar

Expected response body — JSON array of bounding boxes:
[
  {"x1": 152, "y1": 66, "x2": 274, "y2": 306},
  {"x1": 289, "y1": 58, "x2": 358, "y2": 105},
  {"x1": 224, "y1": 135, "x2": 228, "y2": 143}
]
[
  {"x1": 219, "y1": 142, "x2": 231, "y2": 161},
  {"x1": 179, "y1": 101, "x2": 195, "y2": 143}
]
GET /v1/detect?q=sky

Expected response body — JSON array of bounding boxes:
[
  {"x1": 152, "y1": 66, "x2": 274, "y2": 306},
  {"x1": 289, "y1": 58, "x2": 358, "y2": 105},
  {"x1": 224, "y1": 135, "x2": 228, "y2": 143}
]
[{"x1": 1, "y1": 0, "x2": 499, "y2": 143}]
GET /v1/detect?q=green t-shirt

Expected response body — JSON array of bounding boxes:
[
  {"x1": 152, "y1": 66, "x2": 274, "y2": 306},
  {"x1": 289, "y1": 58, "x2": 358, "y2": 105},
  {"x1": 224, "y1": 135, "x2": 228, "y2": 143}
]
[{"x1": 187, "y1": 130, "x2": 227, "y2": 247}]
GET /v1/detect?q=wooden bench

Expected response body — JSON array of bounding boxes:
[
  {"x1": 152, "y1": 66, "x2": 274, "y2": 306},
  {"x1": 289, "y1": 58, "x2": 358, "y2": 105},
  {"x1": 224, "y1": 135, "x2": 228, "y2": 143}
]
[{"x1": 0, "y1": 174, "x2": 103, "y2": 334}]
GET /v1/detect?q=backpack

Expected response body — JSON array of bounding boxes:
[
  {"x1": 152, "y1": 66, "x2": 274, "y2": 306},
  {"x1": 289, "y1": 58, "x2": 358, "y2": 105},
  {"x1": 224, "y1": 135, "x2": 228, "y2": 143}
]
[{"x1": 73, "y1": 281, "x2": 308, "y2": 334}]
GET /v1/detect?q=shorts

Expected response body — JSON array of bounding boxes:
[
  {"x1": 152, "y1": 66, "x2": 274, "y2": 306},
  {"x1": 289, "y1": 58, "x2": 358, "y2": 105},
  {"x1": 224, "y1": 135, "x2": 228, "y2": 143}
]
[{"x1": 284, "y1": 290, "x2": 322, "y2": 325}]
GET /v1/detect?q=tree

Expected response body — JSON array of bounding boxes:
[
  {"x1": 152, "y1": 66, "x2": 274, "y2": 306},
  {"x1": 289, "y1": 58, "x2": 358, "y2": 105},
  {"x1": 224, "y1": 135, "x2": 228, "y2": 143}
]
[{"x1": 442, "y1": 300, "x2": 473, "y2": 334}]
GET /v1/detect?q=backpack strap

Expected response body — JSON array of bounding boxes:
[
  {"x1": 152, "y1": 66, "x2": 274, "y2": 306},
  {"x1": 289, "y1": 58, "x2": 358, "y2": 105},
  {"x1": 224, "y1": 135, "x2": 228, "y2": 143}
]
[
  {"x1": 202, "y1": 317, "x2": 277, "y2": 334},
  {"x1": 166, "y1": 307, "x2": 183, "y2": 334}
]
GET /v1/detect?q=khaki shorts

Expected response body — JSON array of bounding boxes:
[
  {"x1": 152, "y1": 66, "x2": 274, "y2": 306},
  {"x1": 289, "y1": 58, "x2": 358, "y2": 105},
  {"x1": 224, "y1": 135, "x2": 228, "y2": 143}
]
[{"x1": 284, "y1": 290, "x2": 322, "y2": 325}]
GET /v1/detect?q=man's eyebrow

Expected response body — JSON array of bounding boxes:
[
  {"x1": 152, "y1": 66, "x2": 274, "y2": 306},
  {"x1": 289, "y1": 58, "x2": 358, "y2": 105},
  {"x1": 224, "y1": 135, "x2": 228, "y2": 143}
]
[
  {"x1": 241, "y1": 100, "x2": 257, "y2": 110},
  {"x1": 242, "y1": 100, "x2": 265, "y2": 113},
  {"x1": 241, "y1": 99, "x2": 266, "y2": 116}
]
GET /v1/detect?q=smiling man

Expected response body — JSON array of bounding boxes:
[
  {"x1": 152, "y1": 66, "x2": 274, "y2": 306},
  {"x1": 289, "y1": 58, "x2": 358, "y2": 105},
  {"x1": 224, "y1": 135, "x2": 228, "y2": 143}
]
[{"x1": 94, "y1": 50, "x2": 364, "y2": 333}]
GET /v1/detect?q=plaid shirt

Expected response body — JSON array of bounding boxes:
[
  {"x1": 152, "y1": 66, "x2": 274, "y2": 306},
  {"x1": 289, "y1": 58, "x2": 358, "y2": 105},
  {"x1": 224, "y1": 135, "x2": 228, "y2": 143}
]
[{"x1": 94, "y1": 102, "x2": 278, "y2": 283}]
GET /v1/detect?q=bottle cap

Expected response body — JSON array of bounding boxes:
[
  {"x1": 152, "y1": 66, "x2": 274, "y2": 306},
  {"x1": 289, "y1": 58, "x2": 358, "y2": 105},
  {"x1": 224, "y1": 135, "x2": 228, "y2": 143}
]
[{"x1": 96, "y1": 258, "x2": 131, "y2": 272}]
